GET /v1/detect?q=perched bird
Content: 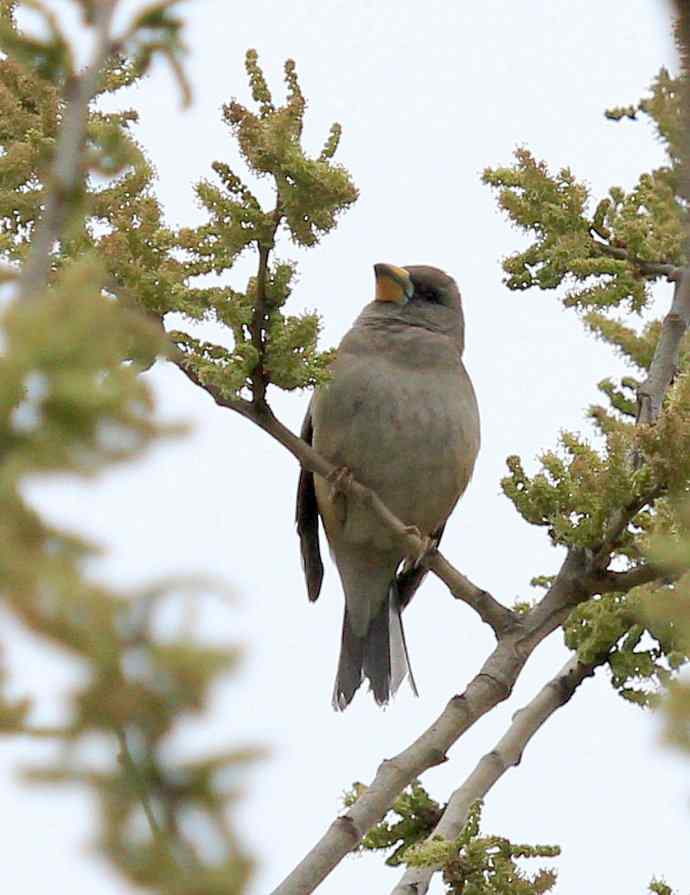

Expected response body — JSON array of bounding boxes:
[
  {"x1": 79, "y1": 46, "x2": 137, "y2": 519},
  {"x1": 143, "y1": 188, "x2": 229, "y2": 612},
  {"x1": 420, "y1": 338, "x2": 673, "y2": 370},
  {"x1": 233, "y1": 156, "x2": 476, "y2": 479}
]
[{"x1": 296, "y1": 263, "x2": 480, "y2": 709}]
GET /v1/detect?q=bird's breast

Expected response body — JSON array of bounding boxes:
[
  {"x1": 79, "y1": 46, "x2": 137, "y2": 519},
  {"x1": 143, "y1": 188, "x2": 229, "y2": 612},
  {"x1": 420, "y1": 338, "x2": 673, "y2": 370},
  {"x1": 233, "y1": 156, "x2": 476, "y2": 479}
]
[{"x1": 312, "y1": 339, "x2": 479, "y2": 548}]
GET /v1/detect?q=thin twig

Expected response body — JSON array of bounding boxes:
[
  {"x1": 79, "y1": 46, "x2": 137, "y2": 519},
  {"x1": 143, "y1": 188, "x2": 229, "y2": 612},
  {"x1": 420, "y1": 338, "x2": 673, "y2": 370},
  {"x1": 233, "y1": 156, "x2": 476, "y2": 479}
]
[
  {"x1": 589, "y1": 562, "x2": 674, "y2": 593},
  {"x1": 590, "y1": 235, "x2": 682, "y2": 281},
  {"x1": 249, "y1": 207, "x2": 283, "y2": 408},
  {"x1": 250, "y1": 243, "x2": 270, "y2": 407},
  {"x1": 114, "y1": 725, "x2": 170, "y2": 855}
]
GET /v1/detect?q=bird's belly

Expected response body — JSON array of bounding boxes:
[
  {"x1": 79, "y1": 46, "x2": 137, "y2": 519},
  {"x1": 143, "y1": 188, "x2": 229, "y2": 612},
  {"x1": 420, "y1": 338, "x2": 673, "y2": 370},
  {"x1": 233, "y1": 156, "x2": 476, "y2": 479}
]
[{"x1": 312, "y1": 358, "x2": 477, "y2": 549}]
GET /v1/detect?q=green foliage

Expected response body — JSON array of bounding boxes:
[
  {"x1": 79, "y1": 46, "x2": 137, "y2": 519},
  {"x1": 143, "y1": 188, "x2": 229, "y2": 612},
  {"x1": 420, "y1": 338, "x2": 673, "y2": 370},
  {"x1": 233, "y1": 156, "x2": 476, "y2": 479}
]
[
  {"x1": 649, "y1": 879, "x2": 676, "y2": 895},
  {"x1": 176, "y1": 49, "x2": 358, "y2": 401},
  {"x1": 356, "y1": 794, "x2": 560, "y2": 895},
  {"x1": 0, "y1": 0, "x2": 361, "y2": 887},
  {"x1": 564, "y1": 577, "x2": 690, "y2": 706},
  {"x1": 0, "y1": 1, "x2": 357, "y2": 407},
  {"x1": 638, "y1": 523, "x2": 690, "y2": 747},
  {"x1": 482, "y1": 139, "x2": 685, "y2": 315},
  {"x1": 483, "y1": 69, "x2": 688, "y2": 437},
  {"x1": 501, "y1": 427, "x2": 648, "y2": 551},
  {"x1": 344, "y1": 780, "x2": 443, "y2": 866},
  {"x1": 487, "y1": 62, "x2": 690, "y2": 712}
]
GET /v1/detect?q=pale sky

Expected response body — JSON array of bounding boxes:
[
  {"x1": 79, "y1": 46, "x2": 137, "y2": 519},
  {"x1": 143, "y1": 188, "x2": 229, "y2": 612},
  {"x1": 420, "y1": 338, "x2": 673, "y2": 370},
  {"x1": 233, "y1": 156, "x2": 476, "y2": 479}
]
[{"x1": 1, "y1": 1, "x2": 688, "y2": 894}]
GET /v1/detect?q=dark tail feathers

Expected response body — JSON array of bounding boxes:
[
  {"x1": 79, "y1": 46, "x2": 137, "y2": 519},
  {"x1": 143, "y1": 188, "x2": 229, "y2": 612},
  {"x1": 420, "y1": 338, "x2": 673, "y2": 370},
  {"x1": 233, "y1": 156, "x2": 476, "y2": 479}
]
[{"x1": 332, "y1": 583, "x2": 418, "y2": 710}]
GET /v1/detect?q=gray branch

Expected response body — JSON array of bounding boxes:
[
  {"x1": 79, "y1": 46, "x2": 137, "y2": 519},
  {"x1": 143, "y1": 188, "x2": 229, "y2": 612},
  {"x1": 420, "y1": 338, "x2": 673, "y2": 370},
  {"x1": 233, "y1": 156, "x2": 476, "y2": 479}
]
[
  {"x1": 16, "y1": 0, "x2": 118, "y2": 301},
  {"x1": 635, "y1": 1, "x2": 690, "y2": 425},
  {"x1": 391, "y1": 656, "x2": 596, "y2": 895},
  {"x1": 175, "y1": 360, "x2": 686, "y2": 895},
  {"x1": 637, "y1": 268, "x2": 690, "y2": 425},
  {"x1": 267, "y1": 550, "x2": 600, "y2": 895}
]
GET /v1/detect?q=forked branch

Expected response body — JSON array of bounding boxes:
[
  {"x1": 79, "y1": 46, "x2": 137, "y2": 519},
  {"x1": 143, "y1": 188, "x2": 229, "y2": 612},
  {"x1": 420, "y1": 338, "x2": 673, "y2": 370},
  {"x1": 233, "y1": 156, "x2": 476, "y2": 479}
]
[{"x1": 390, "y1": 656, "x2": 597, "y2": 895}]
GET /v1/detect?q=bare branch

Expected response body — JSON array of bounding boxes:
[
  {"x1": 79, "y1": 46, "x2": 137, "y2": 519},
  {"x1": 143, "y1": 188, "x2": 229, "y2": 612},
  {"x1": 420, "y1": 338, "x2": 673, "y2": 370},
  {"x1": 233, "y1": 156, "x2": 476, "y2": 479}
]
[
  {"x1": 268, "y1": 549, "x2": 598, "y2": 895},
  {"x1": 634, "y1": 2, "x2": 690, "y2": 425},
  {"x1": 637, "y1": 269, "x2": 690, "y2": 425},
  {"x1": 17, "y1": 0, "x2": 119, "y2": 301},
  {"x1": 391, "y1": 656, "x2": 596, "y2": 895},
  {"x1": 249, "y1": 209, "x2": 283, "y2": 408},
  {"x1": 589, "y1": 562, "x2": 674, "y2": 593},
  {"x1": 176, "y1": 350, "x2": 688, "y2": 895},
  {"x1": 590, "y1": 235, "x2": 682, "y2": 281}
]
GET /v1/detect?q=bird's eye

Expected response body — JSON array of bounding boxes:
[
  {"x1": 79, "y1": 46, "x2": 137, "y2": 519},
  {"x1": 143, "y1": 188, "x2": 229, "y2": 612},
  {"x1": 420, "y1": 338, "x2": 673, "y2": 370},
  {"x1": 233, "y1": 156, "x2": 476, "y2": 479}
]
[{"x1": 417, "y1": 286, "x2": 439, "y2": 303}]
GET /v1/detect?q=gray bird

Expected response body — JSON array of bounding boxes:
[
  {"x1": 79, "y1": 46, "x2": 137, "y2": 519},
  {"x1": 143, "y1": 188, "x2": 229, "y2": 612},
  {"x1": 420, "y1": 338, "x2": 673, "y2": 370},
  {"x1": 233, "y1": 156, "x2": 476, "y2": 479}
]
[{"x1": 296, "y1": 263, "x2": 480, "y2": 709}]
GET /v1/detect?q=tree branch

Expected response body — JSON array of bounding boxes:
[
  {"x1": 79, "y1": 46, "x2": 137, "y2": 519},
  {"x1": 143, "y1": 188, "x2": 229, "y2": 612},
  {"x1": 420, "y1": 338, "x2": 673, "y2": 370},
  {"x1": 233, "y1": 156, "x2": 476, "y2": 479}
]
[
  {"x1": 250, "y1": 241, "x2": 271, "y2": 407},
  {"x1": 174, "y1": 360, "x2": 517, "y2": 637},
  {"x1": 390, "y1": 655, "x2": 597, "y2": 895},
  {"x1": 590, "y1": 235, "x2": 682, "y2": 281},
  {"x1": 589, "y1": 562, "x2": 674, "y2": 593},
  {"x1": 268, "y1": 548, "x2": 600, "y2": 895},
  {"x1": 175, "y1": 352, "x2": 687, "y2": 895},
  {"x1": 637, "y1": 268, "x2": 690, "y2": 425},
  {"x1": 633, "y1": 1, "x2": 690, "y2": 425},
  {"x1": 593, "y1": 487, "x2": 664, "y2": 568},
  {"x1": 17, "y1": 0, "x2": 118, "y2": 301}
]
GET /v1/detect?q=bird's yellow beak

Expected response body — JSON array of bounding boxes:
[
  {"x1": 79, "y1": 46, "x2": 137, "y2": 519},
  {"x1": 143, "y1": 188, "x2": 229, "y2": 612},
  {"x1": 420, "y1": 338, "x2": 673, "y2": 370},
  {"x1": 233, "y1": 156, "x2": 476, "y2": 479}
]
[{"x1": 374, "y1": 263, "x2": 414, "y2": 304}]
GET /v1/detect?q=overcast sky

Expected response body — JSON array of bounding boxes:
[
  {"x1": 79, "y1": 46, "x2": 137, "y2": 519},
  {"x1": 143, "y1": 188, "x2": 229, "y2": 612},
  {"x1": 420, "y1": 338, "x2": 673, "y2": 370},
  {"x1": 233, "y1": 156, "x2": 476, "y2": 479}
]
[{"x1": 1, "y1": 1, "x2": 688, "y2": 894}]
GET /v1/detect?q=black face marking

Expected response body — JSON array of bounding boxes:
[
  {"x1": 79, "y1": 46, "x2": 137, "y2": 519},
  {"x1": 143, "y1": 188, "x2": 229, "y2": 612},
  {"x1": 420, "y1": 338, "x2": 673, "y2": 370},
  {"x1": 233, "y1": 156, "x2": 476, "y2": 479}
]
[
  {"x1": 403, "y1": 266, "x2": 459, "y2": 312},
  {"x1": 412, "y1": 283, "x2": 441, "y2": 304}
]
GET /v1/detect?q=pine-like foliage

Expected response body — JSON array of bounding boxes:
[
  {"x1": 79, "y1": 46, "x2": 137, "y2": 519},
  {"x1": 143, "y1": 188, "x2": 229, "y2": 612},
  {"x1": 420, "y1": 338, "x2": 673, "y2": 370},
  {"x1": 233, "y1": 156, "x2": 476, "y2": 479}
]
[
  {"x1": 483, "y1": 39, "x2": 690, "y2": 712},
  {"x1": 347, "y1": 790, "x2": 560, "y2": 895},
  {"x1": 171, "y1": 49, "x2": 357, "y2": 401}
]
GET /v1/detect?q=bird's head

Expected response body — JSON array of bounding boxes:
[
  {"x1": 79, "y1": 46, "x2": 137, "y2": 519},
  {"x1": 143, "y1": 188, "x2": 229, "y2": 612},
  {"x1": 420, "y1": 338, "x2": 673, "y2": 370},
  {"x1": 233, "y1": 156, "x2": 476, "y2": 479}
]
[
  {"x1": 373, "y1": 263, "x2": 460, "y2": 311},
  {"x1": 371, "y1": 262, "x2": 465, "y2": 348}
]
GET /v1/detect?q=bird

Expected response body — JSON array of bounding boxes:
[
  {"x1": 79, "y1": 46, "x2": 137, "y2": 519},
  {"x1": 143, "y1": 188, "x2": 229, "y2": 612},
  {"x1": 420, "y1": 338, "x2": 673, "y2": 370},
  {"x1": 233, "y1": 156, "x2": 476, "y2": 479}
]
[{"x1": 295, "y1": 263, "x2": 480, "y2": 710}]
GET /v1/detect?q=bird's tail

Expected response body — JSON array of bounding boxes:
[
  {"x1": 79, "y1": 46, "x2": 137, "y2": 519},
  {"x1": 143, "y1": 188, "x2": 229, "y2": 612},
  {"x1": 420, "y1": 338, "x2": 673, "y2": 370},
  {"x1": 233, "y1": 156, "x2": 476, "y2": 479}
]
[{"x1": 332, "y1": 581, "x2": 418, "y2": 711}]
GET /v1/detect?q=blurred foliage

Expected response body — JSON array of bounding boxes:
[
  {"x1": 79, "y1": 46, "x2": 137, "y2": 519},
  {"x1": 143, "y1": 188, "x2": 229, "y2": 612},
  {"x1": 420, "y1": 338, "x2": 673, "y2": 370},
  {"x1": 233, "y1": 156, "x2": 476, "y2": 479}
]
[
  {"x1": 485, "y1": 35, "x2": 690, "y2": 717},
  {"x1": 0, "y1": 0, "x2": 364, "y2": 891},
  {"x1": 347, "y1": 789, "x2": 559, "y2": 895},
  {"x1": 0, "y1": 0, "x2": 358, "y2": 887},
  {"x1": 649, "y1": 880, "x2": 676, "y2": 895},
  {"x1": 637, "y1": 521, "x2": 690, "y2": 750}
]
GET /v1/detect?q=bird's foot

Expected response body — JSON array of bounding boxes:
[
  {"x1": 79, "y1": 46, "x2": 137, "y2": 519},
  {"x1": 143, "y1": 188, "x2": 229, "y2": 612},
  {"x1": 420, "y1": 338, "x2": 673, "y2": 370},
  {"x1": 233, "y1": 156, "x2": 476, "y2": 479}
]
[
  {"x1": 327, "y1": 465, "x2": 354, "y2": 501},
  {"x1": 402, "y1": 526, "x2": 437, "y2": 568},
  {"x1": 327, "y1": 466, "x2": 354, "y2": 524}
]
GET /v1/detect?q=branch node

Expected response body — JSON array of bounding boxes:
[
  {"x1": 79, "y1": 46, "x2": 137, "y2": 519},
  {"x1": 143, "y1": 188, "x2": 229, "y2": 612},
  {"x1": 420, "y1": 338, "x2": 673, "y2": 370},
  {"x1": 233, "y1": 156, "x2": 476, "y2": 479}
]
[{"x1": 334, "y1": 814, "x2": 361, "y2": 847}]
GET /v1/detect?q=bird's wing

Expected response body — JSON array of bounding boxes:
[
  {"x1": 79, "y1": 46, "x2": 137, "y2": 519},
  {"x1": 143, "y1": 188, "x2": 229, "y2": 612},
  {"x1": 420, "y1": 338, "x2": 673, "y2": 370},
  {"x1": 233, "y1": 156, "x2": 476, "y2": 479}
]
[
  {"x1": 295, "y1": 402, "x2": 324, "y2": 601},
  {"x1": 395, "y1": 523, "x2": 446, "y2": 610}
]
